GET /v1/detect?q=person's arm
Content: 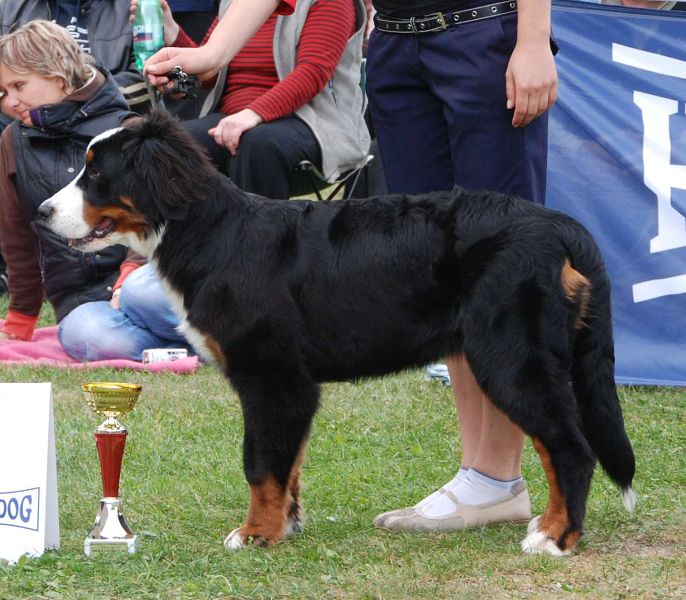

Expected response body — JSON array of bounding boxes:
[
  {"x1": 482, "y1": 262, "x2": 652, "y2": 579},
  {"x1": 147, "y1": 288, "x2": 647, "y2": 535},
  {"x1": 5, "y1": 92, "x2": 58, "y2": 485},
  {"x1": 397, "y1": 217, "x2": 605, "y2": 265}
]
[
  {"x1": 505, "y1": 0, "x2": 558, "y2": 128},
  {"x1": 144, "y1": 0, "x2": 291, "y2": 85},
  {"x1": 110, "y1": 250, "x2": 147, "y2": 309},
  {"x1": 0, "y1": 128, "x2": 46, "y2": 341}
]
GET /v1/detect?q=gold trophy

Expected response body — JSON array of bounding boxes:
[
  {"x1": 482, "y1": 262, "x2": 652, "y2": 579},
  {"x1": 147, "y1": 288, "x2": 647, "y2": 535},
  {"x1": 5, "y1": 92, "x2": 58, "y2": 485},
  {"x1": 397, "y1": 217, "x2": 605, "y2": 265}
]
[{"x1": 82, "y1": 382, "x2": 142, "y2": 556}]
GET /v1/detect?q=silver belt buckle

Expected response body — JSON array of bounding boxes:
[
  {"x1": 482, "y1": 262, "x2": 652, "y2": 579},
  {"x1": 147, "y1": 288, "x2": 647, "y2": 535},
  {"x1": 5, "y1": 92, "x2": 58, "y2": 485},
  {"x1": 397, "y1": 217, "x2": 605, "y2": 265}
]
[{"x1": 433, "y1": 12, "x2": 447, "y2": 31}]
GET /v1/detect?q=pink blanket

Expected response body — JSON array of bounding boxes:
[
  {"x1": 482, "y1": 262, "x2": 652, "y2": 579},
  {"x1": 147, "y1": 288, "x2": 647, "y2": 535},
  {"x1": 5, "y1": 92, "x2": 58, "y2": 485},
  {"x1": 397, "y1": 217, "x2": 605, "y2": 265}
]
[{"x1": 0, "y1": 325, "x2": 199, "y2": 372}]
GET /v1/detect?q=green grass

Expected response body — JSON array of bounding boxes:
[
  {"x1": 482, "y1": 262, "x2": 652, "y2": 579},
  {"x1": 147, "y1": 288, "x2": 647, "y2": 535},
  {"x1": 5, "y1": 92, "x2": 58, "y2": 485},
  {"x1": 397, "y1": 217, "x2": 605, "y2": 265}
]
[{"x1": 0, "y1": 303, "x2": 684, "y2": 598}]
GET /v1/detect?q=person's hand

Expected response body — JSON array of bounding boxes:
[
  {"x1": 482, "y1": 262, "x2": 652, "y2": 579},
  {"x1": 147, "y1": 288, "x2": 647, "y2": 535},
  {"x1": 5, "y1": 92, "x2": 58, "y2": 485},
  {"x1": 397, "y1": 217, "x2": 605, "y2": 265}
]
[
  {"x1": 144, "y1": 46, "x2": 222, "y2": 87},
  {"x1": 110, "y1": 288, "x2": 121, "y2": 310},
  {"x1": 130, "y1": 0, "x2": 179, "y2": 46},
  {"x1": 505, "y1": 39, "x2": 557, "y2": 128},
  {"x1": 208, "y1": 109, "x2": 263, "y2": 156}
]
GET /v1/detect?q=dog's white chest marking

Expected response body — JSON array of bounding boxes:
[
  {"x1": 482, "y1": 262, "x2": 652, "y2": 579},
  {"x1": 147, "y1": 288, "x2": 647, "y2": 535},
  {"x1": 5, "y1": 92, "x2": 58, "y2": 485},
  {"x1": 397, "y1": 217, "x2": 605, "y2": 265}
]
[{"x1": 153, "y1": 262, "x2": 218, "y2": 365}]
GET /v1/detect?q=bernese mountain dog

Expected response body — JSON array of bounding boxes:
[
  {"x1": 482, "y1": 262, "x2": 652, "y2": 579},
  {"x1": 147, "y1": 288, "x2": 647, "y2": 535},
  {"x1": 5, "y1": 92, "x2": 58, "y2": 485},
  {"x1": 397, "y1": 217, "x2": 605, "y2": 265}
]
[{"x1": 38, "y1": 110, "x2": 635, "y2": 556}]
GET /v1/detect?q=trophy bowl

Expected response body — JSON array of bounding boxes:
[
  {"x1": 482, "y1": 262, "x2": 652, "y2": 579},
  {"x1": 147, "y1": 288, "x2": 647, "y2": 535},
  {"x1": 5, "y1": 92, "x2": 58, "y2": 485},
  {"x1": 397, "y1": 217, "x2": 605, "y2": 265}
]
[{"x1": 82, "y1": 382, "x2": 142, "y2": 431}]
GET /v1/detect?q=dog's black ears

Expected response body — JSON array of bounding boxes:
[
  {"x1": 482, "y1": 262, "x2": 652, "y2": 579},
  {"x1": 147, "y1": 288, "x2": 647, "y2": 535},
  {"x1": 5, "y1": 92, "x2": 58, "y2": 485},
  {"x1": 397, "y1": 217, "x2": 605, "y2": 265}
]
[{"x1": 122, "y1": 110, "x2": 215, "y2": 222}]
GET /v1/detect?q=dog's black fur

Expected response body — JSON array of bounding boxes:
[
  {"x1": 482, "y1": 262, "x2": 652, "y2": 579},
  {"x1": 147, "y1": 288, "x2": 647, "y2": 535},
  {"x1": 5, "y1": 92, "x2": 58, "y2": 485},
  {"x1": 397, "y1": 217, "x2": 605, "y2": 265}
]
[{"x1": 41, "y1": 111, "x2": 635, "y2": 554}]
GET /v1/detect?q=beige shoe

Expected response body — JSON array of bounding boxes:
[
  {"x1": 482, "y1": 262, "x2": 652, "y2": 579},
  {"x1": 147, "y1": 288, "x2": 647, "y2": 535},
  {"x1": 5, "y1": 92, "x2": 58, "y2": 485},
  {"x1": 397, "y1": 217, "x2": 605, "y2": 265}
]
[{"x1": 373, "y1": 481, "x2": 531, "y2": 533}]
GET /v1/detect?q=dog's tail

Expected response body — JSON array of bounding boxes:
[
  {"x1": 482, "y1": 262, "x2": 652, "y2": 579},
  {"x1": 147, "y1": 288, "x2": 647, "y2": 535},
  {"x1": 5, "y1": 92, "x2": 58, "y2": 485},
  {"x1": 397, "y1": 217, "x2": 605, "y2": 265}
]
[{"x1": 567, "y1": 261, "x2": 636, "y2": 512}]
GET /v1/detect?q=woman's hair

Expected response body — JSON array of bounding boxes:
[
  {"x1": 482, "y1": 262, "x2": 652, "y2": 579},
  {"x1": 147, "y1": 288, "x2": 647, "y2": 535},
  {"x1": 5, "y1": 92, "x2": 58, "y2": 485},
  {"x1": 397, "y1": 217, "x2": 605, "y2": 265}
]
[{"x1": 0, "y1": 20, "x2": 95, "y2": 92}]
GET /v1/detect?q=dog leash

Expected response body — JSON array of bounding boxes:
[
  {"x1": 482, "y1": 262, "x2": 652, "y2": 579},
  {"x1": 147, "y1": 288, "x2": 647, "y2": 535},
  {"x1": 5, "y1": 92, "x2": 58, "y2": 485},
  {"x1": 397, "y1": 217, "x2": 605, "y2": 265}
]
[{"x1": 144, "y1": 66, "x2": 199, "y2": 109}]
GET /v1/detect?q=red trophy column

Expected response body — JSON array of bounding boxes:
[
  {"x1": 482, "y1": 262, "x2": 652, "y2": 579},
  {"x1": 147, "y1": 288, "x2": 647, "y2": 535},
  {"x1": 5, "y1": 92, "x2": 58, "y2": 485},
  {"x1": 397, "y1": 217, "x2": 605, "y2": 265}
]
[{"x1": 95, "y1": 431, "x2": 128, "y2": 498}]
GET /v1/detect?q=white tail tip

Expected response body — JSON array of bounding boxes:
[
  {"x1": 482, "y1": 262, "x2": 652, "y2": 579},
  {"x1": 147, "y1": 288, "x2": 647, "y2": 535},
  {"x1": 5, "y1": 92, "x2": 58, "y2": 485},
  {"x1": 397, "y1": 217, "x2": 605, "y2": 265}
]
[{"x1": 622, "y1": 487, "x2": 636, "y2": 512}]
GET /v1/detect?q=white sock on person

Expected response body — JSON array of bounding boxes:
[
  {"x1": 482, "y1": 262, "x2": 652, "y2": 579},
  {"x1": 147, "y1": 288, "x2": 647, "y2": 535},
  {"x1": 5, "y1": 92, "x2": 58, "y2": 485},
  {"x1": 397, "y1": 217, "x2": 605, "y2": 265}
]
[{"x1": 417, "y1": 467, "x2": 522, "y2": 517}]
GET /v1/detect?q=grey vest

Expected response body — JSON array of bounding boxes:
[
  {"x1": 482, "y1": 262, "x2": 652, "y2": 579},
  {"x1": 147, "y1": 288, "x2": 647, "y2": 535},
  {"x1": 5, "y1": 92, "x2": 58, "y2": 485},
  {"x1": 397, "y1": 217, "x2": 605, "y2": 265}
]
[{"x1": 201, "y1": 0, "x2": 371, "y2": 182}]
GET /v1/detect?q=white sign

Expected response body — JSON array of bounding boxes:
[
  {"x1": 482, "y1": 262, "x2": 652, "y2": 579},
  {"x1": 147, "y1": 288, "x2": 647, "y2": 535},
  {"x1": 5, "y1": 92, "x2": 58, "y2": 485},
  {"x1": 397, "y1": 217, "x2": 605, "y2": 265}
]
[{"x1": 0, "y1": 383, "x2": 60, "y2": 563}]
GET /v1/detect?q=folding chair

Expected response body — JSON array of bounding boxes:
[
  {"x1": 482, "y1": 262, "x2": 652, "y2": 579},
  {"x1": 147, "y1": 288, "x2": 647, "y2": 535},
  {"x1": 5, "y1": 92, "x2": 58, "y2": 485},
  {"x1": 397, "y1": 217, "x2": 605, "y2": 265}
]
[{"x1": 290, "y1": 154, "x2": 375, "y2": 201}]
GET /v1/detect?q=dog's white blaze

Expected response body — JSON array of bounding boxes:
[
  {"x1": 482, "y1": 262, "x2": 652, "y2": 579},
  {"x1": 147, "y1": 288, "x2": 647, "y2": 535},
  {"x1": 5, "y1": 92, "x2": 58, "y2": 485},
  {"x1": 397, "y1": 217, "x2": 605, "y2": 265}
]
[
  {"x1": 43, "y1": 170, "x2": 91, "y2": 239},
  {"x1": 87, "y1": 126, "x2": 123, "y2": 149}
]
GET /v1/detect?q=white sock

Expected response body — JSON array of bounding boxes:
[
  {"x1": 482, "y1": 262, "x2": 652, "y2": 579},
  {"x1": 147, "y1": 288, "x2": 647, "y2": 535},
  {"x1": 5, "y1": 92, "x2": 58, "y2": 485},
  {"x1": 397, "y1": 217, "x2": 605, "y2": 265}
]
[
  {"x1": 416, "y1": 467, "x2": 468, "y2": 516},
  {"x1": 418, "y1": 468, "x2": 522, "y2": 517}
]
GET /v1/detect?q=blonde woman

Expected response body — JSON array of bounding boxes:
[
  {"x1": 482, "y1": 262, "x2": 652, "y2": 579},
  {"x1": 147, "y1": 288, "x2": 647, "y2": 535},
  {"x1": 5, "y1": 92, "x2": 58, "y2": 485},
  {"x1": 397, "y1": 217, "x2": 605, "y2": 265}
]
[{"x1": 0, "y1": 21, "x2": 189, "y2": 361}]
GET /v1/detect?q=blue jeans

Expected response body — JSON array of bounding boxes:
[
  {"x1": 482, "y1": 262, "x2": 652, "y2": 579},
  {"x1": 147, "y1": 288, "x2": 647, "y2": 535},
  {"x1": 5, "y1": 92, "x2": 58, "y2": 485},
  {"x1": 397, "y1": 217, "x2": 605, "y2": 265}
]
[{"x1": 59, "y1": 264, "x2": 191, "y2": 361}]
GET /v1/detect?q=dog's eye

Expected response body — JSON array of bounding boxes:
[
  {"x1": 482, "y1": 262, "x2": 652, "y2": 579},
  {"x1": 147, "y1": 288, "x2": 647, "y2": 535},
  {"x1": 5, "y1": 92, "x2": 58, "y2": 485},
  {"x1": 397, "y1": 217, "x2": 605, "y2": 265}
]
[{"x1": 88, "y1": 170, "x2": 100, "y2": 179}]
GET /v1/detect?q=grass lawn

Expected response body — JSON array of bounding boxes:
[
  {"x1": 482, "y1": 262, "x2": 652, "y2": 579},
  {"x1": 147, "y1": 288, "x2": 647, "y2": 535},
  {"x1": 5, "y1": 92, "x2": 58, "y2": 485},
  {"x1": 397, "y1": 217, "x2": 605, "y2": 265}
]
[{"x1": 0, "y1": 303, "x2": 684, "y2": 598}]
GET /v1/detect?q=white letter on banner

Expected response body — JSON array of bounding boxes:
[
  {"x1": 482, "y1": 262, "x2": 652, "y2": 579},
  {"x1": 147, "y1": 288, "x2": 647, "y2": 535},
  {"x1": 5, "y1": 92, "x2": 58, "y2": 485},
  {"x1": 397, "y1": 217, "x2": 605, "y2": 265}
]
[
  {"x1": 633, "y1": 92, "x2": 686, "y2": 254},
  {"x1": 612, "y1": 43, "x2": 686, "y2": 302}
]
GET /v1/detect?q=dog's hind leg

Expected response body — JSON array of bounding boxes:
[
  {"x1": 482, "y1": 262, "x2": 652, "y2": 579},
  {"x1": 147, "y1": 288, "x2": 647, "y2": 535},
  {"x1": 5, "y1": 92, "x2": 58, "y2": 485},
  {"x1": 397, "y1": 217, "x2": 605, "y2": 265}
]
[
  {"x1": 490, "y1": 379, "x2": 595, "y2": 556},
  {"x1": 521, "y1": 430, "x2": 595, "y2": 556},
  {"x1": 464, "y1": 281, "x2": 596, "y2": 554},
  {"x1": 223, "y1": 371, "x2": 319, "y2": 550}
]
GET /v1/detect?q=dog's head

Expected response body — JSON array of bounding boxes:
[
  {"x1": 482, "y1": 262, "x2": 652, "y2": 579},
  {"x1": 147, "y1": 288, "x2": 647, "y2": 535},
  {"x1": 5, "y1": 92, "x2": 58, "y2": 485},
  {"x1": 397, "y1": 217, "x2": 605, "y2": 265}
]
[{"x1": 38, "y1": 109, "x2": 216, "y2": 256}]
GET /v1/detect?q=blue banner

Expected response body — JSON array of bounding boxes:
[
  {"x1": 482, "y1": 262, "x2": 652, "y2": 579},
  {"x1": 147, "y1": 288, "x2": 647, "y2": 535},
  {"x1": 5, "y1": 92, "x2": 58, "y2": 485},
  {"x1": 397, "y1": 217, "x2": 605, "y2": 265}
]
[{"x1": 548, "y1": 1, "x2": 686, "y2": 385}]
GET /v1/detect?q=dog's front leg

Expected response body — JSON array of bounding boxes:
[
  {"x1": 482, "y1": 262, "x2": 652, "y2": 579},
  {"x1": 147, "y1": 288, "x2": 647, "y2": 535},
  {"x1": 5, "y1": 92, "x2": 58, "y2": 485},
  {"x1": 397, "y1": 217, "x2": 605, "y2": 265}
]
[
  {"x1": 224, "y1": 476, "x2": 290, "y2": 549},
  {"x1": 224, "y1": 377, "x2": 318, "y2": 550}
]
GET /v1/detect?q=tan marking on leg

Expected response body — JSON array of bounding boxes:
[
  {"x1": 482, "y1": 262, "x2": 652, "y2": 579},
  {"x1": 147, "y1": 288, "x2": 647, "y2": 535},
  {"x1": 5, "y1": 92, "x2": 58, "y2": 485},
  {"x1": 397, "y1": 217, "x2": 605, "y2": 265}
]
[
  {"x1": 561, "y1": 260, "x2": 591, "y2": 329},
  {"x1": 240, "y1": 476, "x2": 288, "y2": 547},
  {"x1": 203, "y1": 335, "x2": 226, "y2": 370},
  {"x1": 286, "y1": 442, "x2": 308, "y2": 532},
  {"x1": 532, "y1": 437, "x2": 579, "y2": 552}
]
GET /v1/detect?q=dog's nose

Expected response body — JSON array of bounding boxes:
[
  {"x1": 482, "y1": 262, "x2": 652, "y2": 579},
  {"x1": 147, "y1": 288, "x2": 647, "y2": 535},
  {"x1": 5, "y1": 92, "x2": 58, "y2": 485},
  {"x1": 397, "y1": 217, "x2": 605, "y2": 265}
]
[{"x1": 37, "y1": 201, "x2": 54, "y2": 221}]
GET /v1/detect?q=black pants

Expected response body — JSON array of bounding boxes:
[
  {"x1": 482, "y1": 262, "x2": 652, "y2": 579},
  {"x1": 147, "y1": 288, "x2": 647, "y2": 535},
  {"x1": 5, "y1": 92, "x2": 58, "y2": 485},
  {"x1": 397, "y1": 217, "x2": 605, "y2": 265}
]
[{"x1": 182, "y1": 113, "x2": 322, "y2": 199}]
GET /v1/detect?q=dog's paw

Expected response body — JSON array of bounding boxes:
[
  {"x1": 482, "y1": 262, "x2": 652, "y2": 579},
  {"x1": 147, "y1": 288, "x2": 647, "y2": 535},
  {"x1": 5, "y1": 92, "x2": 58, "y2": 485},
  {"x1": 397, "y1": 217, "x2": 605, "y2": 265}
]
[
  {"x1": 284, "y1": 513, "x2": 305, "y2": 539},
  {"x1": 527, "y1": 514, "x2": 542, "y2": 535},
  {"x1": 521, "y1": 528, "x2": 572, "y2": 557},
  {"x1": 224, "y1": 528, "x2": 247, "y2": 551},
  {"x1": 224, "y1": 527, "x2": 276, "y2": 550}
]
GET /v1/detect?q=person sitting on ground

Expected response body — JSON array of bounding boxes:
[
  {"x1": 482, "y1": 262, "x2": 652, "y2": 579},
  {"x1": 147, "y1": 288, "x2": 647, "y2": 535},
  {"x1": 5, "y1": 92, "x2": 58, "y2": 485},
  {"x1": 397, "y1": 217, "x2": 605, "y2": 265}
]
[
  {"x1": 0, "y1": 0, "x2": 152, "y2": 116},
  {"x1": 131, "y1": 0, "x2": 370, "y2": 199},
  {"x1": 0, "y1": 20, "x2": 191, "y2": 361}
]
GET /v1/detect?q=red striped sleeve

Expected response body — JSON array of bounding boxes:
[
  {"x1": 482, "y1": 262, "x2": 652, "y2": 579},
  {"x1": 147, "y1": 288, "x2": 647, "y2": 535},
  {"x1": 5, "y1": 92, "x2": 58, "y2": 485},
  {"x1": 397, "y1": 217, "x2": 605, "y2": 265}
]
[
  {"x1": 220, "y1": 15, "x2": 280, "y2": 116},
  {"x1": 223, "y1": 1, "x2": 356, "y2": 121}
]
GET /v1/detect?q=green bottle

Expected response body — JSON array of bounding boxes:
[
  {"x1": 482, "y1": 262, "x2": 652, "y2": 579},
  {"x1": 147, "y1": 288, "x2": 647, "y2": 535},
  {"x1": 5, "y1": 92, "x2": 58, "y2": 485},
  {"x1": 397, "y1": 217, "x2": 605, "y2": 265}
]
[{"x1": 133, "y1": 0, "x2": 164, "y2": 71}]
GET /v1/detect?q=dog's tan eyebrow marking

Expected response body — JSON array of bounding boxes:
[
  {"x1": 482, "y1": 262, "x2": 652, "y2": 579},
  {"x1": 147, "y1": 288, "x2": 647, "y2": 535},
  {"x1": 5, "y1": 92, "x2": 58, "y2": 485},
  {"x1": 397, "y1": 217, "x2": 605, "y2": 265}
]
[
  {"x1": 86, "y1": 149, "x2": 95, "y2": 163},
  {"x1": 561, "y1": 259, "x2": 591, "y2": 329},
  {"x1": 119, "y1": 195, "x2": 135, "y2": 210}
]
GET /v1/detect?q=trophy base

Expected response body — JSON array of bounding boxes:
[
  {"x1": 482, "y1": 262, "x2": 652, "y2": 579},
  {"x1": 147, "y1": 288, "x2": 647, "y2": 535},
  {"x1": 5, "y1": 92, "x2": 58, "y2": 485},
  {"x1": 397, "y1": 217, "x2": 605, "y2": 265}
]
[{"x1": 84, "y1": 497, "x2": 138, "y2": 556}]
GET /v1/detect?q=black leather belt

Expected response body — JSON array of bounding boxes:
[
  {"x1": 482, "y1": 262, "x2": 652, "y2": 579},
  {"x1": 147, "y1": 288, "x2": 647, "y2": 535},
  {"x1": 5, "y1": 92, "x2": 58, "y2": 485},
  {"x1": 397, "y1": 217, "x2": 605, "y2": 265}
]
[{"x1": 375, "y1": 0, "x2": 517, "y2": 34}]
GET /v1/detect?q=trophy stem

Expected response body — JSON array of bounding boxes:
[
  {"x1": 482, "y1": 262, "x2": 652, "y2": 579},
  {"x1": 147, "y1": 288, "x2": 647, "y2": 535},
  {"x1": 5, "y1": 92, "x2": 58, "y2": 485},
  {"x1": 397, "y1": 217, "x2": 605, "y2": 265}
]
[{"x1": 95, "y1": 430, "x2": 127, "y2": 498}]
